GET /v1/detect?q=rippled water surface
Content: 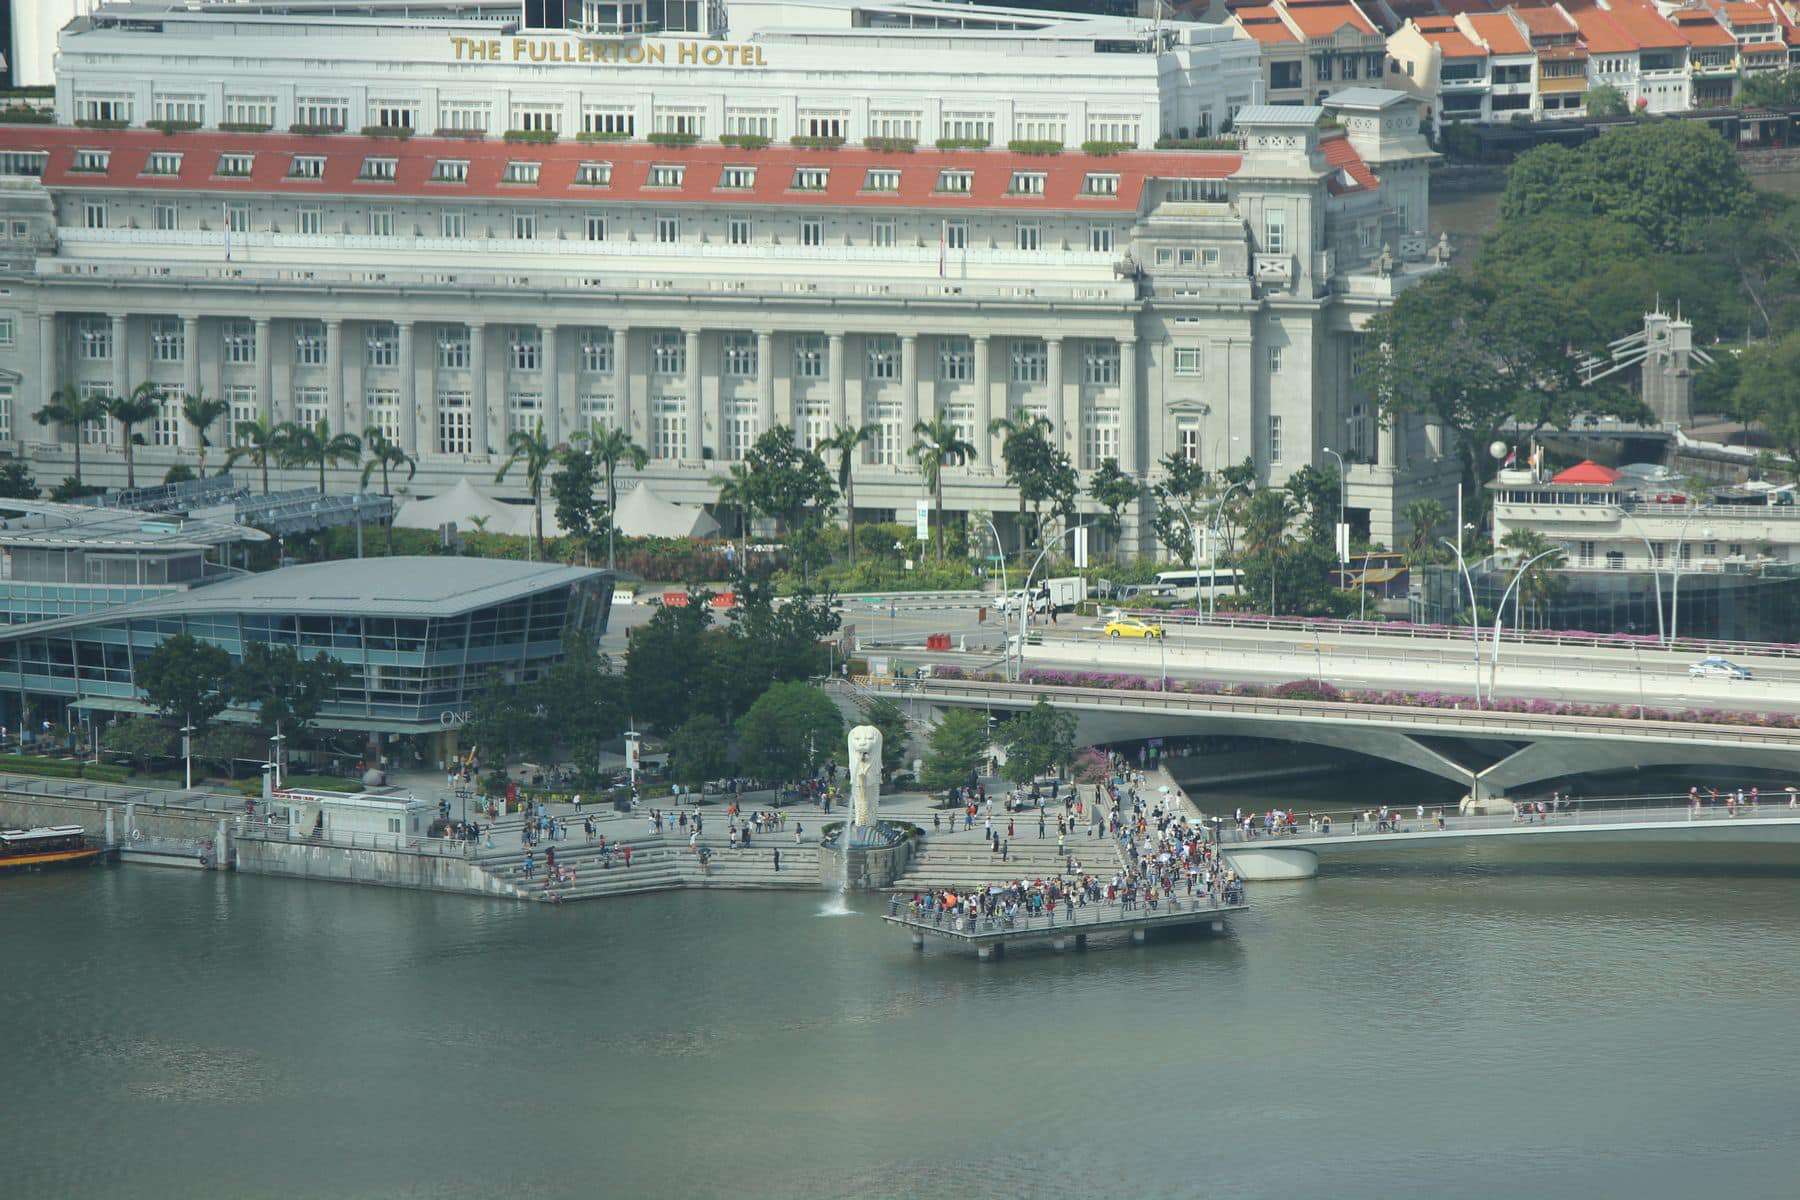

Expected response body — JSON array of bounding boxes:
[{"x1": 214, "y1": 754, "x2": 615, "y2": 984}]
[{"x1": 5, "y1": 858, "x2": 1799, "y2": 1199}]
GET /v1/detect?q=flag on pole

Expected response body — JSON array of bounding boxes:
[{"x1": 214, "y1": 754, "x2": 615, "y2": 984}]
[
  {"x1": 938, "y1": 220, "x2": 946, "y2": 279},
  {"x1": 222, "y1": 201, "x2": 232, "y2": 262},
  {"x1": 1502, "y1": 445, "x2": 1517, "y2": 469}
]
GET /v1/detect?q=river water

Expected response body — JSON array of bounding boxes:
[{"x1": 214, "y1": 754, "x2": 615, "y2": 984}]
[{"x1": 6, "y1": 857, "x2": 1799, "y2": 1200}]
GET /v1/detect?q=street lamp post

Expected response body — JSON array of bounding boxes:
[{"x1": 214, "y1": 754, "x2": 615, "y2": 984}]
[
  {"x1": 1487, "y1": 547, "x2": 1562, "y2": 701},
  {"x1": 269, "y1": 726, "x2": 286, "y2": 790},
  {"x1": 1442, "y1": 538, "x2": 1484, "y2": 708},
  {"x1": 1668, "y1": 509, "x2": 1709, "y2": 646},
  {"x1": 1017, "y1": 522, "x2": 1098, "y2": 680},
  {"x1": 181, "y1": 714, "x2": 195, "y2": 791},
  {"x1": 1321, "y1": 446, "x2": 1347, "y2": 564},
  {"x1": 1205, "y1": 480, "x2": 1253, "y2": 622},
  {"x1": 977, "y1": 514, "x2": 1010, "y2": 676},
  {"x1": 1617, "y1": 510, "x2": 1669, "y2": 645}
]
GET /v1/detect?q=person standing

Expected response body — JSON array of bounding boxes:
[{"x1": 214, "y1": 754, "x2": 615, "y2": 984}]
[{"x1": 773, "y1": 847, "x2": 782, "y2": 873}]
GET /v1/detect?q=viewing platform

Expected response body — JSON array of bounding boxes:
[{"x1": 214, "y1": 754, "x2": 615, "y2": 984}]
[{"x1": 883, "y1": 894, "x2": 1247, "y2": 960}]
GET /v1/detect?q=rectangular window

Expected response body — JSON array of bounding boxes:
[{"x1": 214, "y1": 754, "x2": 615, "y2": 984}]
[
  {"x1": 295, "y1": 322, "x2": 327, "y2": 367},
  {"x1": 0, "y1": 151, "x2": 47, "y2": 177},
  {"x1": 656, "y1": 215, "x2": 680, "y2": 244},
  {"x1": 436, "y1": 390, "x2": 472, "y2": 455},
  {"x1": 652, "y1": 397, "x2": 685, "y2": 459},
  {"x1": 372, "y1": 103, "x2": 417, "y2": 130},
  {"x1": 1085, "y1": 406, "x2": 1119, "y2": 467},
  {"x1": 1268, "y1": 414, "x2": 1283, "y2": 465},
  {"x1": 438, "y1": 328, "x2": 470, "y2": 370},
  {"x1": 864, "y1": 169, "x2": 901, "y2": 193},
  {"x1": 1088, "y1": 116, "x2": 1140, "y2": 145},
  {"x1": 652, "y1": 331, "x2": 685, "y2": 375},
  {"x1": 78, "y1": 381, "x2": 109, "y2": 444},
  {"x1": 579, "y1": 391, "x2": 615, "y2": 427},
  {"x1": 225, "y1": 95, "x2": 276, "y2": 127},
  {"x1": 441, "y1": 209, "x2": 467, "y2": 239},
  {"x1": 360, "y1": 157, "x2": 397, "y2": 182},
  {"x1": 1009, "y1": 171, "x2": 1046, "y2": 195},
  {"x1": 1011, "y1": 339, "x2": 1046, "y2": 385},
  {"x1": 936, "y1": 170, "x2": 973, "y2": 194},
  {"x1": 369, "y1": 208, "x2": 396, "y2": 237},
  {"x1": 652, "y1": 107, "x2": 704, "y2": 137},
  {"x1": 72, "y1": 149, "x2": 110, "y2": 174},
  {"x1": 297, "y1": 206, "x2": 322, "y2": 236},
  {"x1": 870, "y1": 400, "x2": 902, "y2": 465},
  {"x1": 869, "y1": 111, "x2": 920, "y2": 140},
  {"x1": 508, "y1": 390, "x2": 543, "y2": 430},
  {"x1": 502, "y1": 161, "x2": 541, "y2": 185},
  {"x1": 0, "y1": 317, "x2": 13, "y2": 349},
  {"x1": 145, "y1": 152, "x2": 182, "y2": 176},
  {"x1": 792, "y1": 167, "x2": 829, "y2": 192},
  {"x1": 151, "y1": 318, "x2": 185, "y2": 364},
  {"x1": 582, "y1": 107, "x2": 634, "y2": 136},
  {"x1": 225, "y1": 202, "x2": 250, "y2": 234},
  {"x1": 366, "y1": 323, "x2": 398, "y2": 368},
  {"x1": 295, "y1": 99, "x2": 348, "y2": 129},
  {"x1": 939, "y1": 336, "x2": 974, "y2": 383},
  {"x1": 513, "y1": 212, "x2": 538, "y2": 240},
  {"x1": 719, "y1": 166, "x2": 756, "y2": 190},
  {"x1": 510, "y1": 105, "x2": 560, "y2": 134},
  {"x1": 152, "y1": 385, "x2": 182, "y2": 446},
  {"x1": 871, "y1": 219, "x2": 897, "y2": 248},
  {"x1": 580, "y1": 332, "x2": 613, "y2": 374},
  {"x1": 83, "y1": 200, "x2": 108, "y2": 229},
  {"x1": 510, "y1": 328, "x2": 542, "y2": 372},
  {"x1": 153, "y1": 94, "x2": 205, "y2": 125},
  {"x1": 1090, "y1": 226, "x2": 1115, "y2": 254},
  {"x1": 1268, "y1": 345, "x2": 1283, "y2": 374},
  {"x1": 154, "y1": 202, "x2": 179, "y2": 232},
  {"x1": 724, "y1": 109, "x2": 776, "y2": 138},
  {"x1": 1171, "y1": 178, "x2": 1229, "y2": 203},
  {"x1": 432, "y1": 159, "x2": 470, "y2": 183},
  {"x1": 723, "y1": 332, "x2": 758, "y2": 379},
  {"x1": 575, "y1": 161, "x2": 613, "y2": 187},
  {"x1": 1016, "y1": 223, "x2": 1041, "y2": 252},
  {"x1": 727, "y1": 216, "x2": 752, "y2": 246},
  {"x1": 1083, "y1": 173, "x2": 1119, "y2": 196},
  {"x1": 1016, "y1": 113, "x2": 1066, "y2": 144},
  {"x1": 585, "y1": 214, "x2": 608, "y2": 242},
  {"x1": 76, "y1": 97, "x2": 132, "y2": 124},
  {"x1": 1083, "y1": 342, "x2": 1119, "y2": 387},
  {"x1": 223, "y1": 319, "x2": 256, "y2": 365},
  {"x1": 800, "y1": 218, "x2": 823, "y2": 247},
  {"x1": 942, "y1": 113, "x2": 994, "y2": 143},
  {"x1": 799, "y1": 111, "x2": 846, "y2": 139},
  {"x1": 225, "y1": 384, "x2": 257, "y2": 444},
  {"x1": 366, "y1": 386, "x2": 402, "y2": 442},
  {"x1": 794, "y1": 335, "x2": 825, "y2": 381},
  {"x1": 1173, "y1": 347, "x2": 1203, "y2": 376},
  {"x1": 943, "y1": 220, "x2": 968, "y2": 251},
  {"x1": 1264, "y1": 208, "x2": 1286, "y2": 255},
  {"x1": 289, "y1": 155, "x2": 325, "y2": 180},
  {"x1": 77, "y1": 317, "x2": 112, "y2": 360},
  {"x1": 867, "y1": 336, "x2": 900, "y2": 382},
  {"x1": 1203, "y1": 247, "x2": 1220, "y2": 266},
  {"x1": 724, "y1": 398, "x2": 757, "y2": 461},
  {"x1": 216, "y1": 153, "x2": 254, "y2": 177},
  {"x1": 647, "y1": 164, "x2": 684, "y2": 188},
  {"x1": 294, "y1": 386, "x2": 327, "y2": 426},
  {"x1": 1176, "y1": 421, "x2": 1200, "y2": 463}
]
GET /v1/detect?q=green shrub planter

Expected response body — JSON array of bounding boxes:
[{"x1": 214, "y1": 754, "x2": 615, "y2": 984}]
[
  {"x1": 360, "y1": 125, "x2": 415, "y2": 139},
  {"x1": 149, "y1": 118, "x2": 201, "y2": 135},
  {"x1": 1008, "y1": 139, "x2": 1063, "y2": 156},
  {"x1": 1080, "y1": 140, "x2": 1132, "y2": 157},
  {"x1": 218, "y1": 121, "x2": 273, "y2": 134},
  {"x1": 0, "y1": 108, "x2": 55, "y2": 124},
  {"x1": 289, "y1": 123, "x2": 346, "y2": 136},
  {"x1": 935, "y1": 137, "x2": 990, "y2": 151},
  {"x1": 432, "y1": 127, "x2": 487, "y2": 139},
  {"x1": 863, "y1": 136, "x2": 916, "y2": 153},
  {"x1": 647, "y1": 131, "x2": 698, "y2": 147},
  {"x1": 789, "y1": 135, "x2": 845, "y2": 150},
  {"x1": 576, "y1": 130, "x2": 632, "y2": 142},
  {"x1": 503, "y1": 128, "x2": 558, "y2": 144},
  {"x1": 720, "y1": 133, "x2": 771, "y2": 150},
  {"x1": 75, "y1": 118, "x2": 130, "y2": 130}
]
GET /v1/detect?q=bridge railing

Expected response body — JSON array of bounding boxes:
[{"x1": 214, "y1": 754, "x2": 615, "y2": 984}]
[{"x1": 1215, "y1": 798, "x2": 1800, "y2": 844}]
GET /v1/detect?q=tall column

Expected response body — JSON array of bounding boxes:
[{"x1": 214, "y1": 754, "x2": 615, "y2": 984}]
[
  {"x1": 1378, "y1": 414, "x2": 1399, "y2": 470},
  {"x1": 1118, "y1": 337, "x2": 1138, "y2": 474},
  {"x1": 612, "y1": 326, "x2": 632, "y2": 438},
  {"x1": 324, "y1": 318, "x2": 344, "y2": 432},
  {"x1": 683, "y1": 328, "x2": 702, "y2": 461},
  {"x1": 539, "y1": 324, "x2": 559, "y2": 444},
  {"x1": 468, "y1": 321, "x2": 489, "y2": 456},
  {"x1": 755, "y1": 330, "x2": 775, "y2": 435},
  {"x1": 1046, "y1": 336, "x2": 1064, "y2": 451},
  {"x1": 828, "y1": 332, "x2": 846, "y2": 434},
  {"x1": 899, "y1": 334, "x2": 918, "y2": 448},
  {"x1": 397, "y1": 320, "x2": 417, "y2": 455},
  {"x1": 180, "y1": 315, "x2": 201, "y2": 448},
  {"x1": 972, "y1": 334, "x2": 991, "y2": 466},
  {"x1": 110, "y1": 314, "x2": 129, "y2": 404},
  {"x1": 37, "y1": 312, "x2": 58, "y2": 439},
  {"x1": 254, "y1": 318, "x2": 273, "y2": 424}
]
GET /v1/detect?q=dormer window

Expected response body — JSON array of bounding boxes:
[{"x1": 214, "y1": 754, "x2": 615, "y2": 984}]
[
  {"x1": 936, "y1": 169, "x2": 972, "y2": 194},
  {"x1": 719, "y1": 165, "x2": 756, "y2": 190},
  {"x1": 216, "y1": 153, "x2": 254, "y2": 177},
  {"x1": 144, "y1": 152, "x2": 182, "y2": 176},
  {"x1": 501, "y1": 161, "x2": 540, "y2": 185},
  {"x1": 1082, "y1": 173, "x2": 1119, "y2": 196},
  {"x1": 864, "y1": 169, "x2": 901, "y2": 192},
  {"x1": 646, "y1": 164, "x2": 684, "y2": 188},
  {"x1": 574, "y1": 161, "x2": 613, "y2": 186},
  {"x1": 359, "y1": 156, "x2": 397, "y2": 182},
  {"x1": 432, "y1": 159, "x2": 469, "y2": 183},
  {"x1": 1009, "y1": 171, "x2": 1046, "y2": 196},
  {"x1": 791, "y1": 167, "x2": 829, "y2": 191},
  {"x1": 289, "y1": 155, "x2": 326, "y2": 180},
  {"x1": 72, "y1": 149, "x2": 110, "y2": 173}
]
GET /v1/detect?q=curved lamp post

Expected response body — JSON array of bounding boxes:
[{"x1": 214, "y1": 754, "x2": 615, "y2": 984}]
[
  {"x1": 976, "y1": 514, "x2": 1010, "y2": 677},
  {"x1": 1442, "y1": 537, "x2": 1484, "y2": 708},
  {"x1": 1488, "y1": 547, "x2": 1563, "y2": 701},
  {"x1": 1205, "y1": 480, "x2": 1254, "y2": 622},
  {"x1": 1016, "y1": 521, "x2": 1099, "y2": 681}
]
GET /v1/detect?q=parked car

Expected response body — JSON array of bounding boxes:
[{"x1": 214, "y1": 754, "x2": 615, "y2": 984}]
[
  {"x1": 1103, "y1": 616, "x2": 1164, "y2": 640},
  {"x1": 1689, "y1": 656, "x2": 1752, "y2": 680}
]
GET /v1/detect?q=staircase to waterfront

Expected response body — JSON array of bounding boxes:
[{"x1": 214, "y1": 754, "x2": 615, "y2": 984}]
[
  {"x1": 890, "y1": 829, "x2": 1123, "y2": 892},
  {"x1": 472, "y1": 820, "x2": 824, "y2": 902}
]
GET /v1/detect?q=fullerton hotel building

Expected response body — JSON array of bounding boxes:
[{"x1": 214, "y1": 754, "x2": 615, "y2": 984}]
[{"x1": 0, "y1": 0, "x2": 1457, "y2": 550}]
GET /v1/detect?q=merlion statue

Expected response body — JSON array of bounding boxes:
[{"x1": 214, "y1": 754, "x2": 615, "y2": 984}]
[{"x1": 847, "y1": 724, "x2": 883, "y2": 833}]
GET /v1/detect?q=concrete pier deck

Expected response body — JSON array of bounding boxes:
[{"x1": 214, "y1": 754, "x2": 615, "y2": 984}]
[{"x1": 883, "y1": 893, "x2": 1247, "y2": 959}]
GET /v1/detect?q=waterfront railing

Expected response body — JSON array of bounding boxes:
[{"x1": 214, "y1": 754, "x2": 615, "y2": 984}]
[
  {"x1": 1216, "y1": 799, "x2": 1800, "y2": 844},
  {"x1": 884, "y1": 893, "x2": 1240, "y2": 937}
]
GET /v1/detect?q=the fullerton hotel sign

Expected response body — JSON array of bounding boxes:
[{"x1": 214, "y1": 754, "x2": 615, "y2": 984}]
[{"x1": 450, "y1": 35, "x2": 769, "y2": 67}]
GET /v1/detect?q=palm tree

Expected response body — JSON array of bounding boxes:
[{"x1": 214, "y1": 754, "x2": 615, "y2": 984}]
[
  {"x1": 821, "y1": 423, "x2": 875, "y2": 566},
  {"x1": 360, "y1": 427, "x2": 418, "y2": 555},
  {"x1": 224, "y1": 417, "x2": 281, "y2": 495},
  {"x1": 32, "y1": 386, "x2": 107, "y2": 492},
  {"x1": 275, "y1": 417, "x2": 362, "y2": 495},
  {"x1": 710, "y1": 461, "x2": 755, "y2": 565},
  {"x1": 181, "y1": 391, "x2": 229, "y2": 476},
  {"x1": 1401, "y1": 498, "x2": 1448, "y2": 570},
  {"x1": 585, "y1": 422, "x2": 648, "y2": 572},
  {"x1": 911, "y1": 415, "x2": 977, "y2": 560},
  {"x1": 495, "y1": 422, "x2": 554, "y2": 560},
  {"x1": 104, "y1": 384, "x2": 163, "y2": 490},
  {"x1": 990, "y1": 413, "x2": 1053, "y2": 558}
]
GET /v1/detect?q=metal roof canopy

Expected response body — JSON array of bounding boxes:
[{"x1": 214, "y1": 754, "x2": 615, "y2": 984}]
[
  {"x1": 76, "y1": 472, "x2": 247, "y2": 514},
  {"x1": 196, "y1": 489, "x2": 396, "y2": 537}
]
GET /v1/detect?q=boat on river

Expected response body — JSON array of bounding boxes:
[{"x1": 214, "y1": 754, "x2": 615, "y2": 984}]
[{"x1": 0, "y1": 825, "x2": 103, "y2": 871}]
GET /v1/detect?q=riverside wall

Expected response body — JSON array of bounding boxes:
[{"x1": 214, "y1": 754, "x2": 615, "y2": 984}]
[
  {"x1": 234, "y1": 837, "x2": 524, "y2": 899},
  {"x1": 0, "y1": 790, "x2": 223, "y2": 845}
]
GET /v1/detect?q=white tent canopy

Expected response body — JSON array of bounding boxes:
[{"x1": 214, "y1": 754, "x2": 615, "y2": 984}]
[
  {"x1": 393, "y1": 478, "x2": 548, "y2": 538},
  {"x1": 612, "y1": 483, "x2": 721, "y2": 539}
]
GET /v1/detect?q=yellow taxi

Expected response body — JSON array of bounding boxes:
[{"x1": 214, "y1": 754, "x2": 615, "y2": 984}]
[{"x1": 1102, "y1": 616, "x2": 1164, "y2": 640}]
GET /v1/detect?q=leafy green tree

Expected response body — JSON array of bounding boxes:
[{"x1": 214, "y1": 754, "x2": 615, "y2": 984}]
[
  {"x1": 820, "y1": 423, "x2": 876, "y2": 565},
  {"x1": 734, "y1": 680, "x2": 843, "y2": 783},
  {"x1": 1739, "y1": 70, "x2": 1800, "y2": 110},
  {"x1": 0, "y1": 460, "x2": 37, "y2": 499},
  {"x1": 990, "y1": 414, "x2": 1054, "y2": 555},
  {"x1": 102, "y1": 715, "x2": 176, "y2": 773},
  {"x1": 1400, "y1": 498, "x2": 1448, "y2": 569},
  {"x1": 667, "y1": 713, "x2": 730, "y2": 785},
  {"x1": 622, "y1": 592, "x2": 718, "y2": 731},
  {"x1": 1087, "y1": 458, "x2": 1141, "y2": 564},
  {"x1": 105, "y1": 385, "x2": 163, "y2": 490},
  {"x1": 224, "y1": 417, "x2": 282, "y2": 494},
  {"x1": 48, "y1": 477, "x2": 102, "y2": 502},
  {"x1": 530, "y1": 635, "x2": 625, "y2": 776},
  {"x1": 275, "y1": 417, "x2": 361, "y2": 495},
  {"x1": 1498, "y1": 528, "x2": 1567, "y2": 629},
  {"x1": 921, "y1": 708, "x2": 989, "y2": 793},
  {"x1": 551, "y1": 440, "x2": 604, "y2": 565},
  {"x1": 1585, "y1": 83, "x2": 1628, "y2": 119},
  {"x1": 462, "y1": 675, "x2": 551, "y2": 774},
  {"x1": 856, "y1": 696, "x2": 912, "y2": 778},
  {"x1": 135, "y1": 633, "x2": 234, "y2": 731},
  {"x1": 182, "y1": 392, "x2": 229, "y2": 476},
  {"x1": 163, "y1": 464, "x2": 196, "y2": 486},
  {"x1": 710, "y1": 461, "x2": 756, "y2": 563},
  {"x1": 911, "y1": 415, "x2": 976, "y2": 560},
  {"x1": 33, "y1": 386, "x2": 107, "y2": 491},
  {"x1": 712, "y1": 572, "x2": 839, "y2": 719},
  {"x1": 1732, "y1": 331, "x2": 1800, "y2": 466},
  {"x1": 1151, "y1": 453, "x2": 1212, "y2": 562},
  {"x1": 230, "y1": 644, "x2": 352, "y2": 740},
  {"x1": 495, "y1": 422, "x2": 555, "y2": 560},
  {"x1": 742, "y1": 425, "x2": 836, "y2": 583},
  {"x1": 996, "y1": 698, "x2": 1077, "y2": 785},
  {"x1": 1284, "y1": 463, "x2": 1340, "y2": 550},
  {"x1": 585, "y1": 423, "x2": 648, "y2": 571},
  {"x1": 359, "y1": 426, "x2": 417, "y2": 554}
]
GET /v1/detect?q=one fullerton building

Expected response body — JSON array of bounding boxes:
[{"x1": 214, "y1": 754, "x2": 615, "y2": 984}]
[{"x1": 0, "y1": 0, "x2": 1457, "y2": 548}]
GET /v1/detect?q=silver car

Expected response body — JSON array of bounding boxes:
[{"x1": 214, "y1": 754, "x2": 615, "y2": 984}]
[{"x1": 1689, "y1": 656, "x2": 1752, "y2": 680}]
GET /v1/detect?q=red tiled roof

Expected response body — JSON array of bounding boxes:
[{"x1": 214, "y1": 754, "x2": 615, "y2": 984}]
[
  {"x1": 1672, "y1": 10, "x2": 1739, "y2": 46},
  {"x1": 1283, "y1": 0, "x2": 1378, "y2": 37},
  {"x1": 1320, "y1": 131, "x2": 1380, "y2": 193},
  {"x1": 0, "y1": 125, "x2": 1247, "y2": 214},
  {"x1": 1465, "y1": 11, "x2": 1533, "y2": 52},
  {"x1": 1601, "y1": 0, "x2": 1688, "y2": 49},
  {"x1": 1741, "y1": 39, "x2": 1787, "y2": 53},
  {"x1": 1719, "y1": 1, "x2": 1775, "y2": 26},
  {"x1": 1564, "y1": 6, "x2": 1638, "y2": 53},
  {"x1": 1512, "y1": 5, "x2": 1578, "y2": 38},
  {"x1": 1424, "y1": 27, "x2": 1490, "y2": 56},
  {"x1": 1236, "y1": 7, "x2": 1301, "y2": 43}
]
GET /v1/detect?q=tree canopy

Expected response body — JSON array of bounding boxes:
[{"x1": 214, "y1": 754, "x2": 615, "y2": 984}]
[
  {"x1": 734, "y1": 681, "x2": 843, "y2": 783},
  {"x1": 922, "y1": 708, "x2": 989, "y2": 794},
  {"x1": 136, "y1": 633, "x2": 234, "y2": 731},
  {"x1": 996, "y1": 699, "x2": 1077, "y2": 784}
]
